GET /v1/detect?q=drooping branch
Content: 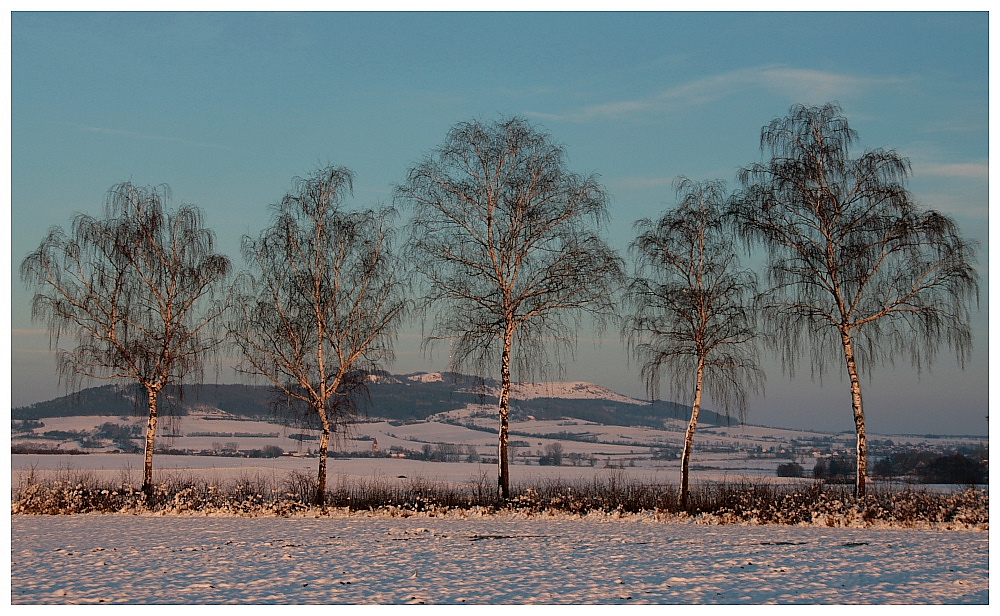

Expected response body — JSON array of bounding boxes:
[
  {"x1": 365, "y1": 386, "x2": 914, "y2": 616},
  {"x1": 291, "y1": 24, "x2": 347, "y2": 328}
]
[
  {"x1": 21, "y1": 182, "x2": 232, "y2": 496},
  {"x1": 398, "y1": 116, "x2": 624, "y2": 499},
  {"x1": 730, "y1": 103, "x2": 980, "y2": 496},
  {"x1": 227, "y1": 165, "x2": 409, "y2": 506}
]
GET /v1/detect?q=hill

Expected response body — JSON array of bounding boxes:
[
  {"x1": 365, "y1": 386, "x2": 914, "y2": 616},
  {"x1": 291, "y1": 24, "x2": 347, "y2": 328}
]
[{"x1": 11, "y1": 372, "x2": 736, "y2": 429}]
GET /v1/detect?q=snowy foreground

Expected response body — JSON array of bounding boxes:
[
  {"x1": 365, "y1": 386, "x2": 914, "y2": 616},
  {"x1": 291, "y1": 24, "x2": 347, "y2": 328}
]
[{"x1": 11, "y1": 511, "x2": 988, "y2": 605}]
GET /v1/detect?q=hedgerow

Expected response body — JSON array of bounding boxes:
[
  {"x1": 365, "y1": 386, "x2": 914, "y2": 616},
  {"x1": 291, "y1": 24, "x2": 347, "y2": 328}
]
[{"x1": 11, "y1": 468, "x2": 987, "y2": 528}]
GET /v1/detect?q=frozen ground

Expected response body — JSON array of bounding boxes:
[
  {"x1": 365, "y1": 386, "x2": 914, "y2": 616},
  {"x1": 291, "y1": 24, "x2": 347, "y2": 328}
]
[
  {"x1": 10, "y1": 511, "x2": 988, "y2": 604},
  {"x1": 8, "y1": 452, "x2": 970, "y2": 497},
  {"x1": 10, "y1": 452, "x2": 792, "y2": 488}
]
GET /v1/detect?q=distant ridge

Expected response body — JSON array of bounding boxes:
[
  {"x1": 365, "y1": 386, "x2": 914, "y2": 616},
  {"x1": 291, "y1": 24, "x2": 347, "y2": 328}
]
[{"x1": 12, "y1": 372, "x2": 737, "y2": 429}]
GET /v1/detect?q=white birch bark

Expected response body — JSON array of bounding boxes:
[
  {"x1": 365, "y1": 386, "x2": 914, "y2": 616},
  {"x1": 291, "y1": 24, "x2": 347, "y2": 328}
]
[
  {"x1": 141, "y1": 385, "x2": 162, "y2": 499},
  {"x1": 840, "y1": 328, "x2": 867, "y2": 498},
  {"x1": 497, "y1": 327, "x2": 514, "y2": 501},
  {"x1": 680, "y1": 358, "x2": 705, "y2": 510}
]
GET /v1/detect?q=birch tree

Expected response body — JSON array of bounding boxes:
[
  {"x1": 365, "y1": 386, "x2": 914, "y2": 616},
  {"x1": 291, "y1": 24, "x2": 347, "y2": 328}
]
[
  {"x1": 20, "y1": 182, "x2": 232, "y2": 498},
  {"x1": 623, "y1": 178, "x2": 763, "y2": 509},
  {"x1": 731, "y1": 103, "x2": 979, "y2": 497},
  {"x1": 397, "y1": 116, "x2": 624, "y2": 500},
  {"x1": 227, "y1": 165, "x2": 408, "y2": 507}
]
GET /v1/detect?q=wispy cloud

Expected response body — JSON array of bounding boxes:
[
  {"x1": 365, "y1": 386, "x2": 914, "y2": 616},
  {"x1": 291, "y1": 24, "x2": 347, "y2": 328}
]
[
  {"x1": 11, "y1": 328, "x2": 50, "y2": 337},
  {"x1": 911, "y1": 191, "x2": 988, "y2": 220},
  {"x1": 75, "y1": 124, "x2": 231, "y2": 150},
  {"x1": 530, "y1": 65, "x2": 907, "y2": 123},
  {"x1": 914, "y1": 161, "x2": 989, "y2": 180},
  {"x1": 908, "y1": 159, "x2": 988, "y2": 219}
]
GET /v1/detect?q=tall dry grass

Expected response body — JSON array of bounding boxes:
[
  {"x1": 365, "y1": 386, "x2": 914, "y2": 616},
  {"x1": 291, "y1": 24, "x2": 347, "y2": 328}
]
[{"x1": 11, "y1": 467, "x2": 988, "y2": 527}]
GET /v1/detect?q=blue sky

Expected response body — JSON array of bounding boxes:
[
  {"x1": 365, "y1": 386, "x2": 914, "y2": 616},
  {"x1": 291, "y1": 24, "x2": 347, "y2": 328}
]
[{"x1": 8, "y1": 11, "x2": 990, "y2": 435}]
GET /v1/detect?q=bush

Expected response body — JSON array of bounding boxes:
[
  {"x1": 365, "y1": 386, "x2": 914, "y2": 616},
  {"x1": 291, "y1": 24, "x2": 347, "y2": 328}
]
[{"x1": 10, "y1": 469, "x2": 988, "y2": 528}]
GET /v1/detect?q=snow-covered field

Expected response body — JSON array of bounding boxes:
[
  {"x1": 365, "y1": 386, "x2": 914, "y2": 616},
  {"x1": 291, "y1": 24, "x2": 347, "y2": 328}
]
[
  {"x1": 10, "y1": 511, "x2": 988, "y2": 604},
  {"x1": 14, "y1": 408, "x2": 987, "y2": 487},
  {"x1": 10, "y1": 452, "x2": 795, "y2": 489}
]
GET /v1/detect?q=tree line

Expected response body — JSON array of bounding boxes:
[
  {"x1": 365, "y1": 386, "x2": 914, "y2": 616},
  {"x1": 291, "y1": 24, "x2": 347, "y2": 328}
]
[
  {"x1": 21, "y1": 103, "x2": 979, "y2": 507},
  {"x1": 778, "y1": 447, "x2": 988, "y2": 486}
]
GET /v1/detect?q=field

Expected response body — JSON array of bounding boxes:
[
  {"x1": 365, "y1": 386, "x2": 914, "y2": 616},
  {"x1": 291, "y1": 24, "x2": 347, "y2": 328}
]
[
  {"x1": 10, "y1": 448, "x2": 990, "y2": 605},
  {"x1": 11, "y1": 403, "x2": 987, "y2": 487},
  {"x1": 10, "y1": 394, "x2": 989, "y2": 605},
  {"x1": 10, "y1": 510, "x2": 989, "y2": 604}
]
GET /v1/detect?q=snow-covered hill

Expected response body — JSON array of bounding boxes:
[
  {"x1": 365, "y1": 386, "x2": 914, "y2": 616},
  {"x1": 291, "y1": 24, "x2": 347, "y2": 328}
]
[
  {"x1": 508, "y1": 380, "x2": 641, "y2": 405},
  {"x1": 395, "y1": 372, "x2": 642, "y2": 405},
  {"x1": 13, "y1": 371, "x2": 704, "y2": 429}
]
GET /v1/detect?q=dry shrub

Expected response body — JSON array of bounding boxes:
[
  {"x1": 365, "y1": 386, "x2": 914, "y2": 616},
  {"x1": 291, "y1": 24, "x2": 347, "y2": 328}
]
[{"x1": 11, "y1": 470, "x2": 987, "y2": 527}]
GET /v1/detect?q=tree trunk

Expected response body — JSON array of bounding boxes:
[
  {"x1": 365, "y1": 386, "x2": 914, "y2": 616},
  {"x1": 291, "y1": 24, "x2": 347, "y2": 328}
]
[
  {"x1": 840, "y1": 328, "x2": 867, "y2": 498},
  {"x1": 141, "y1": 384, "x2": 161, "y2": 500},
  {"x1": 317, "y1": 407, "x2": 331, "y2": 508},
  {"x1": 497, "y1": 327, "x2": 514, "y2": 502},
  {"x1": 680, "y1": 357, "x2": 705, "y2": 510}
]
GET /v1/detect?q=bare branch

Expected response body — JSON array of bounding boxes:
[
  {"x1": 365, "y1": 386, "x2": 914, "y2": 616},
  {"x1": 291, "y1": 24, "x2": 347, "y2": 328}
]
[
  {"x1": 729, "y1": 103, "x2": 980, "y2": 497},
  {"x1": 397, "y1": 116, "x2": 624, "y2": 499},
  {"x1": 226, "y1": 165, "x2": 409, "y2": 506},
  {"x1": 20, "y1": 182, "x2": 232, "y2": 496},
  {"x1": 622, "y1": 177, "x2": 763, "y2": 508}
]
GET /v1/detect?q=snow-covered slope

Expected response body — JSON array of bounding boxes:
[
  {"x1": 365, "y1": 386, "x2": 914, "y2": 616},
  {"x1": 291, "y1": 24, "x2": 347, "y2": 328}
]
[
  {"x1": 508, "y1": 381, "x2": 641, "y2": 405},
  {"x1": 401, "y1": 372, "x2": 641, "y2": 404}
]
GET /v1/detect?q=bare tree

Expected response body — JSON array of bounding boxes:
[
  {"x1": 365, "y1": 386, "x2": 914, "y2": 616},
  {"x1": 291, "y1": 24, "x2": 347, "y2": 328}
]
[
  {"x1": 20, "y1": 182, "x2": 232, "y2": 498},
  {"x1": 227, "y1": 165, "x2": 408, "y2": 507},
  {"x1": 731, "y1": 103, "x2": 979, "y2": 497},
  {"x1": 397, "y1": 116, "x2": 624, "y2": 500},
  {"x1": 623, "y1": 178, "x2": 763, "y2": 509}
]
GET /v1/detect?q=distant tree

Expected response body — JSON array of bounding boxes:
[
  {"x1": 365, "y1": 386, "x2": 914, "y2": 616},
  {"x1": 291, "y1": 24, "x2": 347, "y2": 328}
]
[
  {"x1": 227, "y1": 165, "x2": 408, "y2": 507},
  {"x1": 259, "y1": 445, "x2": 284, "y2": 458},
  {"x1": 21, "y1": 182, "x2": 231, "y2": 498},
  {"x1": 813, "y1": 455, "x2": 857, "y2": 483},
  {"x1": 875, "y1": 449, "x2": 988, "y2": 484},
  {"x1": 872, "y1": 454, "x2": 901, "y2": 478},
  {"x1": 731, "y1": 103, "x2": 980, "y2": 497},
  {"x1": 916, "y1": 453, "x2": 987, "y2": 485},
  {"x1": 776, "y1": 462, "x2": 805, "y2": 478},
  {"x1": 397, "y1": 116, "x2": 624, "y2": 500},
  {"x1": 465, "y1": 445, "x2": 481, "y2": 463},
  {"x1": 538, "y1": 443, "x2": 563, "y2": 466},
  {"x1": 623, "y1": 178, "x2": 763, "y2": 510}
]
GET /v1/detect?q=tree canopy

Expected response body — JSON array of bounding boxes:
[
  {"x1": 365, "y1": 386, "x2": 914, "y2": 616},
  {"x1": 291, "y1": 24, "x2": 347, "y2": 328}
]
[
  {"x1": 21, "y1": 181, "x2": 232, "y2": 496},
  {"x1": 731, "y1": 103, "x2": 979, "y2": 496},
  {"x1": 398, "y1": 116, "x2": 624, "y2": 498}
]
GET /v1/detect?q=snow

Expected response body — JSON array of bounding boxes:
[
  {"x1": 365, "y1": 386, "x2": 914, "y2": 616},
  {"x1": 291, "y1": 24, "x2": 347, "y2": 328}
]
[
  {"x1": 406, "y1": 372, "x2": 446, "y2": 383},
  {"x1": 401, "y1": 373, "x2": 644, "y2": 404},
  {"x1": 507, "y1": 381, "x2": 641, "y2": 405},
  {"x1": 7, "y1": 453, "x2": 775, "y2": 492},
  {"x1": 10, "y1": 511, "x2": 988, "y2": 604}
]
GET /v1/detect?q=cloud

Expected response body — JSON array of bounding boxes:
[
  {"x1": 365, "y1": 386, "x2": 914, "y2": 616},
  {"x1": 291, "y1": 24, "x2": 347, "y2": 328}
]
[
  {"x1": 914, "y1": 161, "x2": 989, "y2": 180},
  {"x1": 11, "y1": 348, "x2": 55, "y2": 355},
  {"x1": 530, "y1": 65, "x2": 907, "y2": 123},
  {"x1": 11, "y1": 328, "x2": 50, "y2": 337},
  {"x1": 911, "y1": 192, "x2": 988, "y2": 220},
  {"x1": 75, "y1": 124, "x2": 230, "y2": 150}
]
